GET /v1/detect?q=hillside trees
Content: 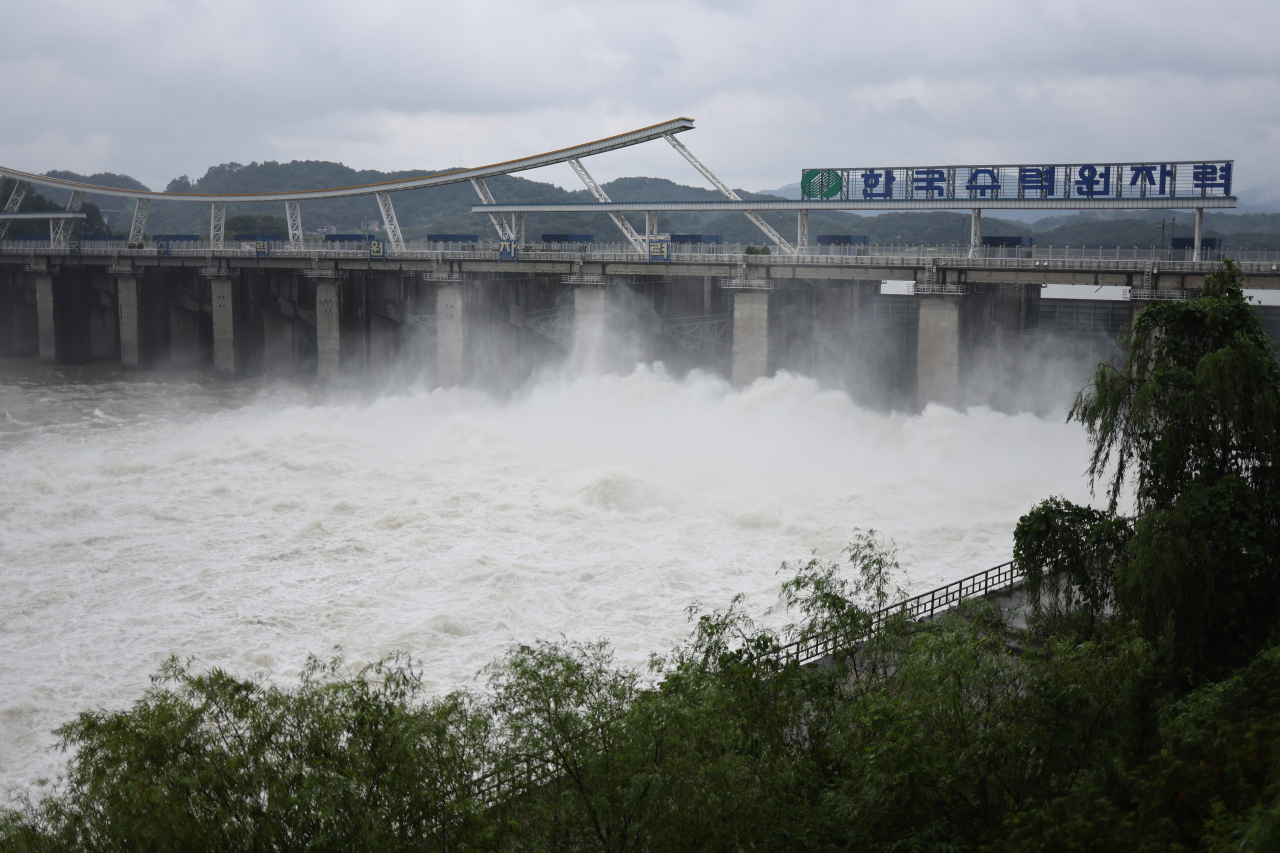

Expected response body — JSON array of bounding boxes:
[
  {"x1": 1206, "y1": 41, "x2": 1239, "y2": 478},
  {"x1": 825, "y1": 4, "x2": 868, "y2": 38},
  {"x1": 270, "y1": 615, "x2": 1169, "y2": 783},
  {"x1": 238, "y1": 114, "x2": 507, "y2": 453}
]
[{"x1": 1017, "y1": 259, "x2": 1280, "y2": 677}]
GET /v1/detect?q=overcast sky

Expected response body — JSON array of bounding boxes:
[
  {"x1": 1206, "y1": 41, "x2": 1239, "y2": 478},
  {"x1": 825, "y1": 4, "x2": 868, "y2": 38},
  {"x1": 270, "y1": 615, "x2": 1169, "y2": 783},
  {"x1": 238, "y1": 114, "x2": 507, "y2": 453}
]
[{"x1": 2, "y1": 0, "x2": 1277, "y2": 198}]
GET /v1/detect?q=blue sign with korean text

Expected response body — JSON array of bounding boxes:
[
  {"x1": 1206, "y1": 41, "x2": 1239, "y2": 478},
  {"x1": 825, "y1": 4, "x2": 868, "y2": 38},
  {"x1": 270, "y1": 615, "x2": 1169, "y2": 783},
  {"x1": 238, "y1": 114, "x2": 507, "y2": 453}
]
[
  {"x1": 648, "y1": 239, "x2": 670, "y2": 264},
  {"x1": 255, "y1": 240, "x2": 270, "y2": 259},
  {"x1": 800, "y1": 161, "x2": 1234, "y2": 204},
  {"x1": 369, "y1": 239, "x2": 385, "y2": 260},
  {"x1": 156, "y1": 240, "x2": 169, "y2": 257},
  {"x1": 498, "y1": 238, "x2": 519, "y2": 261},
  {"x1": 68, "y1": 240, "x2": 80, "y2": 256}
]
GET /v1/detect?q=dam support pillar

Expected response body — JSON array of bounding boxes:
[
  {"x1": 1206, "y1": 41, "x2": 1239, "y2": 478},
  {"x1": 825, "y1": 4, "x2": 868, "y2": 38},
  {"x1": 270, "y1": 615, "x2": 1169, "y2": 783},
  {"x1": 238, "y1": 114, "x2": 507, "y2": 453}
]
[
  {"x1": 731, "y1": 290, "x2": 769, "y2": 386},
  {"x1": 34, "y1": 263, "x2": 56, "y2": 363},
  {"x1": 211, "y1": 276, "x2": 239, "y2": 376},
  {"x1": 316, "y1": 281, "x2": 340, "y2": 381},
  {"x1": 436, "y1": 283, "x2": 466, "y2": 387},
  {"x1": 117, "y1": 270, "x2": 142, "y2": 369},
  {"x1": 0, "y1": 269, "x2": 10, "y2": 357},
  {"x1": 5, "y1": 269, "x2": 38, "y2": 356},
  {"x1": 916, "y1": 294, "x2": 962, "y2": 409}
]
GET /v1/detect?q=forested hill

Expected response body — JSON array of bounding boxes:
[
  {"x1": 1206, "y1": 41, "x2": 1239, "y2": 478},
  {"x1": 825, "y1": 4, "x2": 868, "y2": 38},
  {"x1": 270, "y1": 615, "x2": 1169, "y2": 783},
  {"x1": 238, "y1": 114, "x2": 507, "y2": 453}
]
[{"x1": 27, "y1": 159, "x2": 1280, "y2": 248}]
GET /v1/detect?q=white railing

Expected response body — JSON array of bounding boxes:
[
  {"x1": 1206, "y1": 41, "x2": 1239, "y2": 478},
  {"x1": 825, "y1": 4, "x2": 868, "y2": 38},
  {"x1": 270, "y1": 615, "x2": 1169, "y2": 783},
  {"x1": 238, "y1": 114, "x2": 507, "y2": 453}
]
[{"x1": 5, "y1": 239, "x2": 1279, "y2": 273}]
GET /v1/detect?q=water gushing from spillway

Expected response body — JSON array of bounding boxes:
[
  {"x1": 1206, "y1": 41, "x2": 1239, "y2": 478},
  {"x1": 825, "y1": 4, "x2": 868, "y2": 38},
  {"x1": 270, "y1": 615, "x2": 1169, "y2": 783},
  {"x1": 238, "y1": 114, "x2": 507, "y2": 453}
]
[{"x1": 0, "y1": 358, "x2": 1093, "y2": 794}]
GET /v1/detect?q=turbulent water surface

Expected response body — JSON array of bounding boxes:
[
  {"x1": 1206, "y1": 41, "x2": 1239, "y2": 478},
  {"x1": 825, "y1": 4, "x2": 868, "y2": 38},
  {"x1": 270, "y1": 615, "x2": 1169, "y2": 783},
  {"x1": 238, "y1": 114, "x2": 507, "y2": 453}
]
[{"x1": 0, "y1": 357, "x2": 1093, "y2": 792}]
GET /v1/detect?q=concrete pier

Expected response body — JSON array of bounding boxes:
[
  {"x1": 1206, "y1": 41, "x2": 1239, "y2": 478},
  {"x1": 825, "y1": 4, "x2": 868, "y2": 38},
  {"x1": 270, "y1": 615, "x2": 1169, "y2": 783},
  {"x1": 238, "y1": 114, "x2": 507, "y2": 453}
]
[
  {"x1": 916, "y1": 294, "x2": 961, "y2": 409},
  {"x1": 117, "y1": 272, "x2": 142, "y2": 369},
  {"x1": 3, "y1": 269, "x2": 38, "y2": 357},
  {"x1": 316, "y1": 281, "x2": 340, "y2": 381},
  {"x1": 211, "y1": 277, "x2": 237, "y2": 375},
  {"x1": 731, "y1": 290, "x2": 769, "y2": 385},
  {"x1": 436, "y1": 284, "x2": 466, "y2": 386},
  {"x1": 34, "y1": 265, "x2": 56, "y2": 363}
]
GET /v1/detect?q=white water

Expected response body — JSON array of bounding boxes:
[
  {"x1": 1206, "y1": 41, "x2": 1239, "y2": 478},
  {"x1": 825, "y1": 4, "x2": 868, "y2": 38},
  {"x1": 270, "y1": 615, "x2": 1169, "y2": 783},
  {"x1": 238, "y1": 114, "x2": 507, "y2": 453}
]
[{"x1": 0, "y1": 360, "x2": 1093, "y2": 793}]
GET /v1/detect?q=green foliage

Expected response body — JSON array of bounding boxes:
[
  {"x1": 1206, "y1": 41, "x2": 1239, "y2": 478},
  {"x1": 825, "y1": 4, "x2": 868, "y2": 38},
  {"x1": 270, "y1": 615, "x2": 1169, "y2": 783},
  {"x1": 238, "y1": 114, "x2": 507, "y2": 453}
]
[
  {"x1": 224, "y1": 214, "x2": 288, "y2": 236},
  {"x1": 2, "y1": 654, "x2": 490, "y2": 852},
  {"x1": 1014, "y1": 496, "x2": 1132, "y2": 633},
  {"x1": 1068, "y1": 260, "x2": 1280, "y2": 674},
  {"x1": 996, "y1": 644, "x2": 1280, "y2": 852}
]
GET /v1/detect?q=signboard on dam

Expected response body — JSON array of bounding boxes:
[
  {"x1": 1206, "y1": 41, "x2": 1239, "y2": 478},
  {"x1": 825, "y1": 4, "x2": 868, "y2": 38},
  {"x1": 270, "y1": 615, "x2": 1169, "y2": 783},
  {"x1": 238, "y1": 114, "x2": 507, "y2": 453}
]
[{"x1": 800, "y1": 161, "x2": 1234, "y2": 204}]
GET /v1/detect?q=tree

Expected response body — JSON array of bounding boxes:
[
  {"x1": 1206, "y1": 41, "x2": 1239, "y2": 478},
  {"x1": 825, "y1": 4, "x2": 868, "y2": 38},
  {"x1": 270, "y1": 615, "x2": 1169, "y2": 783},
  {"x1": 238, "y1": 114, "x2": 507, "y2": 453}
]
[{"x1": 1067, "y1": 260, "x2": 1280, "y2": 675}]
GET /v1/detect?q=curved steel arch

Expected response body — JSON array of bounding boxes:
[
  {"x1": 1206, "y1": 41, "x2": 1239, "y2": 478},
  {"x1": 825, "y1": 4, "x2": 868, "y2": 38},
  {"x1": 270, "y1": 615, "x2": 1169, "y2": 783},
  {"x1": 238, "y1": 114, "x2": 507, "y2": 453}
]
[{"x1": 0, "y1": 118, "x2": 695, "y2": 203}]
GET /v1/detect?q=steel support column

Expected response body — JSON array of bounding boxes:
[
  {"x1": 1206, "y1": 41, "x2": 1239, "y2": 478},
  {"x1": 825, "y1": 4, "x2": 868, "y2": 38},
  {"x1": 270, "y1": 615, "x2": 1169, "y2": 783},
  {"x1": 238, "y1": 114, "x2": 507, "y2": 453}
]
[
  {"x1": 968, "y1": 208, "x2": 982, "y2": 259},
  {"x1": 470, "y1": 178, "x2": 514, "y2": 240},
  {"x1": 128, "y1": 198, "x2": 150, "y2": 246},
  {"x1": 210, "y1": 202, "x2": 226, "y2": 249},
  {"x1": 375, "y1": 191, "x2": 406, "y2": 253},
  {"x1": 663, "y1": 132, "x2": 795, "y2": 254},
  {"x1": 0, "y1": 180, "x2": 28, "y2": 240},
  {"x1": 285, "y1": 200, "x2": 303, "y2": 250},
  {"x1": 566, "y1": 157, "x2": 646, "y2": 253},
  {"x1": 50, "y1": 190, "x2": 85, "y2": 250}
]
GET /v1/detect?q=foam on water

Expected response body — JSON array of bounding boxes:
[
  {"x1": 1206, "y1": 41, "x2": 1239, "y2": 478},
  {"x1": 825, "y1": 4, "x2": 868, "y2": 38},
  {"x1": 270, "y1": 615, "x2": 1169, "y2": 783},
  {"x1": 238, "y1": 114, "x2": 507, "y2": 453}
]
[{"x1": 0, "y1": 362, "x2": 1093, "y2": 793}]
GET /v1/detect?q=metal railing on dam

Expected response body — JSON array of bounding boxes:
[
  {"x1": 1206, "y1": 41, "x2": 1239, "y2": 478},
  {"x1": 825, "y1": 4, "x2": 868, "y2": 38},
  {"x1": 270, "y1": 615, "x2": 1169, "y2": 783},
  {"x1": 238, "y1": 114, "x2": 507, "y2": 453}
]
[{"x1": 6, "y1": 238, "x2": 1279, "y2": 273}]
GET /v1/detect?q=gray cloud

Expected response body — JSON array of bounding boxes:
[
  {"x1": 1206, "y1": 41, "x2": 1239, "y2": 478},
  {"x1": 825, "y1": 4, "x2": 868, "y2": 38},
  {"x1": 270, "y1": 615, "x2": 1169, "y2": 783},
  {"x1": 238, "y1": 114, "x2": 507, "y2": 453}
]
[{"x1": 0, "y1": 0, "x2": 1275, "y2": 195}]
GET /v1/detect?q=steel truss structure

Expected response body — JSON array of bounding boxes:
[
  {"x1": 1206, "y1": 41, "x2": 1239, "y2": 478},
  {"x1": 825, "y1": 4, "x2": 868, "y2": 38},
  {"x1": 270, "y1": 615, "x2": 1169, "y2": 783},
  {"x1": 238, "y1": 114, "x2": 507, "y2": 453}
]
[
  {"x1": 285, "y1": 200, "x2": 304, "y2": 250},
  {"x1": 566, "y1": 158, "x2": 646, "y2": 253},
  {"x1": 128, "y1": 198, "x2": 150, "y2": 246},
  {"x1": 375, "y1": 192, "x2": 406, "y2": 253},
  {"x1": 663, "y1": 132, "x2": 795, "y2": 254},
  {"x1": 49, "y1": 191, "x2": 84, "y2": 250},
  {"x1": 210, "y1": 202, "x2": 226, "y2": 249},
  {"x1": 520, "y1": 305, "x2": 575, "y2": 348},
  {"x1": 470, "y1": 178, "x2": 514, "y2": 241},
  {"x1": 663, "y1": 313, "x2": 732, "y2": 366},
  {"x1": 0, "y1": 180, "x2": 29, "y2": 240}
]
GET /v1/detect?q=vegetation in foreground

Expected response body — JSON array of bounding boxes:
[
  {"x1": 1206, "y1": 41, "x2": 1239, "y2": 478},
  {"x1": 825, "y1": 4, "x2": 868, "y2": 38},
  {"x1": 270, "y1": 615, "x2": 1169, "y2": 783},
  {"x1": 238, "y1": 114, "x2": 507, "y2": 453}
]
[{"x1": 4, "y1": 261, "x2": 1280, "y2": 852}]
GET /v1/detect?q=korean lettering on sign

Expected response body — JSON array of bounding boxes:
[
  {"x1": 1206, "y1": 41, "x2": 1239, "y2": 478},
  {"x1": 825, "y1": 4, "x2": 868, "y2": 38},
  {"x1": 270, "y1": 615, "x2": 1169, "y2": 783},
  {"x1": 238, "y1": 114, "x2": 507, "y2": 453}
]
[
  {"x1": 648, "y1": 239, "x2": 670, "y2": 264},
  {"x1": 368, "y1": 239, "x2": 385, "y2": 260},
  {"x1": 800, "y1": 161, "x2": 1234, "y2": 203},
  {"x1": 498, "y1": 238, "x2": 519, "y2": 261}
]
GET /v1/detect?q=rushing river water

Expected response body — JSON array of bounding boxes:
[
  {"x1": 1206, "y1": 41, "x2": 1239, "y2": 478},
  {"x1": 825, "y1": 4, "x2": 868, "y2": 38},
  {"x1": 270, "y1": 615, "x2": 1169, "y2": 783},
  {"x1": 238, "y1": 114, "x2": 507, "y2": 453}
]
[{"x1": 0, "y1": 356, "x2": 1093, "y2": 793}]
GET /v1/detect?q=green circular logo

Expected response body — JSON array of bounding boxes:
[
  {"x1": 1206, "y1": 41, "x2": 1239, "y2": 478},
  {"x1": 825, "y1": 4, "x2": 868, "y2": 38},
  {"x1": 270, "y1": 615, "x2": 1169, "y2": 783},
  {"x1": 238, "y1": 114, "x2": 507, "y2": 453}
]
[{"x1": 801, "y1": 169, "x2": 842, "y2": 199}]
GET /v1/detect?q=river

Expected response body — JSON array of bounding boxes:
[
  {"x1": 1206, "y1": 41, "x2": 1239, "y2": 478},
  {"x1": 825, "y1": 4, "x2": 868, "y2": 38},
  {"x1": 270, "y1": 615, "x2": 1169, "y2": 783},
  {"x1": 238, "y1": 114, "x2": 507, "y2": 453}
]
[{"x1": 0, "y1": 356, "x2": 1092, "y2": 793}]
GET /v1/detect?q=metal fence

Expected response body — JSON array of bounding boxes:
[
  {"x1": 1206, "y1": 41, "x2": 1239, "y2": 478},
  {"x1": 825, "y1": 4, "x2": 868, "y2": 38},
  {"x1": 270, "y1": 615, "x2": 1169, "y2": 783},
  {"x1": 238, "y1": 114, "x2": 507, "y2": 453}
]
[{"x1": 777, "y1": 560, "x2": 1023, "y2": 667}]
